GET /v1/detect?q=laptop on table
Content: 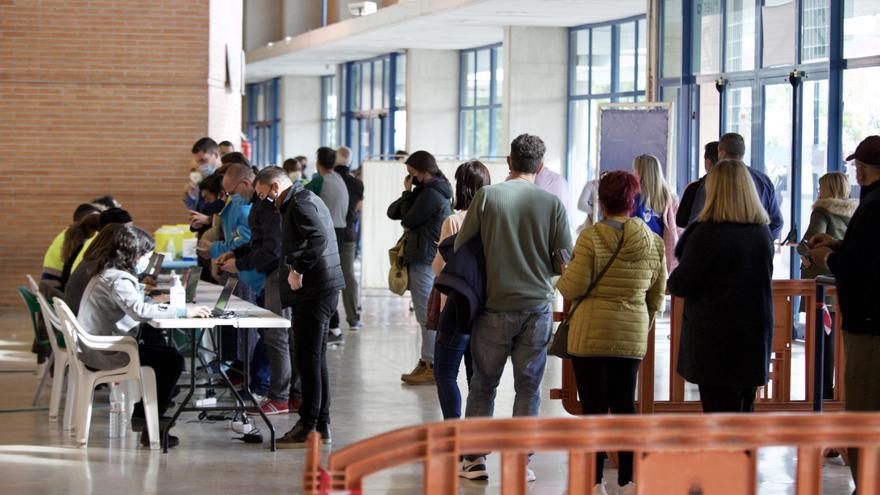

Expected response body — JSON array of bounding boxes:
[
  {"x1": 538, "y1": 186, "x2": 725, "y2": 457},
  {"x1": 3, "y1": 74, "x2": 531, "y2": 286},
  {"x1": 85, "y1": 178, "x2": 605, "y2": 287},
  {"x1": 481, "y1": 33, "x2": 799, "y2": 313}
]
[{"x1": 211, "y1": 278, "x2": 238, "y2": 318}]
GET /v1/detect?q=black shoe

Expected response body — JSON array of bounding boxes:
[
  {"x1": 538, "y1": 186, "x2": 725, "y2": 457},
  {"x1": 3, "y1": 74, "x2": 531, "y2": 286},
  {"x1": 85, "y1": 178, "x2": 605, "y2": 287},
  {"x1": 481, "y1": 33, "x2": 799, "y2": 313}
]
[
  {"x1": 327, "y1": 332, "x2": 344, "y2": 345},
  {"x1": 277, "y1": 422, "x2": 310, "y2": 449},
  {"x1": 317, "y1": 424, "x2": 332, "y2": 445},
  {"x1": 141, "y1": 429, "x2": 179, "y2": 449}
]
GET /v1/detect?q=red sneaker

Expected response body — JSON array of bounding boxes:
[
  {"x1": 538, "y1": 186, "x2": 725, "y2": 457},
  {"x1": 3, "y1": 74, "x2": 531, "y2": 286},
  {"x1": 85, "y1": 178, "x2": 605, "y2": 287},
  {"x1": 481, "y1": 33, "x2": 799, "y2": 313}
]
[
  {"x1": 246, "y1": 398, "x2": 289, "y2": 416},
  {"x1": 288, "y1": 398, "x2": 302, "y2": 413}
]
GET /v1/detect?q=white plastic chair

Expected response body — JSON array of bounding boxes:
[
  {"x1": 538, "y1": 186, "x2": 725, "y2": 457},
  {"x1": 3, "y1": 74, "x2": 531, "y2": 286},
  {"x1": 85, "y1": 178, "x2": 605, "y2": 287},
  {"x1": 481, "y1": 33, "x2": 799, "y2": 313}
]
[
  {"x1": 53, "y1": 299, "x2": 161, "y2": 449},
  {"x1": 24, "y1": 275, "x2": 52, "y2": 406},
  {"x1": 29, "y1": 284, "x2": 76, "y2": 429}
]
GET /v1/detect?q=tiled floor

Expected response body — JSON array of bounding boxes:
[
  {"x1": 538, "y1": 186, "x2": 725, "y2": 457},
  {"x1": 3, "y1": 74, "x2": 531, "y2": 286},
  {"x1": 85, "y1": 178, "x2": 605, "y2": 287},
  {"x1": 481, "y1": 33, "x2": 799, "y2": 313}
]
[{"x1": 0, "y1": 291, "x2": 854, "y2": 494}]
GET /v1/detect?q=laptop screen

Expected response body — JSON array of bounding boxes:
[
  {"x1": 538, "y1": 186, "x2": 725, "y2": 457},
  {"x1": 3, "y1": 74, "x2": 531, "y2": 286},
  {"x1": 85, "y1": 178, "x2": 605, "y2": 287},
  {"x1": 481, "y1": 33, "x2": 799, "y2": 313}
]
[
  {"x1": 214, "y1": 278, "x2": 237, "y2": 311},
  {"x1": 150, "y1": 253, "x2": 165, "y2": 277},
  {"x1": 184, "y1": 266, "x2": 202, "y2": 302}
]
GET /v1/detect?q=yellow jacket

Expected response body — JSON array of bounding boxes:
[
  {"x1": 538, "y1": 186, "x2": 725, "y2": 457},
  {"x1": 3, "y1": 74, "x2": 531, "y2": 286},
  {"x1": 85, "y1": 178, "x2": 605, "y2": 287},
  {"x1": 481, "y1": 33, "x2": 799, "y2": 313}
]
[{"x1": 556, "y1": 216, "x2": 666, "y2": 359}]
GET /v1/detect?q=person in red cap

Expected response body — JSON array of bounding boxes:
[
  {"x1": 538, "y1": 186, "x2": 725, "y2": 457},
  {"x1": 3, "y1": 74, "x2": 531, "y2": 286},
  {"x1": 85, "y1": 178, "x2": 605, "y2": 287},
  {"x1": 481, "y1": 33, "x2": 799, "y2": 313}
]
[{"x1": 808, "y1": 135, "x2": 880, "y2": 490}]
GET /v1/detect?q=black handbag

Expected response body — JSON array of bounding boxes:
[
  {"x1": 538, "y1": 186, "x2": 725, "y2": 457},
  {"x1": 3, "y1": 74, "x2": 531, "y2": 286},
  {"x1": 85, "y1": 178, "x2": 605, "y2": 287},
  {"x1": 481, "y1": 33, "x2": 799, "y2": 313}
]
[{"x1": 549, "y1": 220, "x2": 626, "y2": 358}]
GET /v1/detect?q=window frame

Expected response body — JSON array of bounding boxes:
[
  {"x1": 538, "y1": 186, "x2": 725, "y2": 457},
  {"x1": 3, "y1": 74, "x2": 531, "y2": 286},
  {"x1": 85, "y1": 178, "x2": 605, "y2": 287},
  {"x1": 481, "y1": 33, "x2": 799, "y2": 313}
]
[
  {"x1": 458, "y1": 43, "x2": 503, "y2": 159},
  {"x1": 245, "y1": 77, "x2": 281, "y2": 168}
]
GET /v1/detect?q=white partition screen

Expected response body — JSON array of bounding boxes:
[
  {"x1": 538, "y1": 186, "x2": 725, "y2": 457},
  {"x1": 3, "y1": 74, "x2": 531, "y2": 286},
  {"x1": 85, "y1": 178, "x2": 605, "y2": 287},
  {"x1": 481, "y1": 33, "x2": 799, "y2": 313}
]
[{"x1": 360, "y1": 159, "x2": 509, "y2": 291}]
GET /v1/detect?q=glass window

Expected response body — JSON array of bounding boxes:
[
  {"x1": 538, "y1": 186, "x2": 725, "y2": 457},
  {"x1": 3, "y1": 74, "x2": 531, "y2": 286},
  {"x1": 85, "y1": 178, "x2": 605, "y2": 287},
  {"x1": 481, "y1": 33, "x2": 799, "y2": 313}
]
[
  {"x1": 693, "y1": 0, "x2": 723, "y2": 74},
  {"x1": 618, "y1": 22, "x2": 637, "y2": 93},
  {"x1": 762, "y1": 83, "x2": 793, "y2": 279},
  {"x1": 844, "y1": 0, "x2": 880, "y2": 59},
  {"x1": 638, "y1": 18, "x2": 647, "y2": 91},
  {"x1": 801, "y1": 79, "x2": 829, "y2": 243},
  {"x1": 698, "y1": 82, "x2": 721, "y2": 172},
  {"x1": 476, "y1": 49, "x2": 491, "y2": 106},
  {"x1": 321, "y1": 75, "x2": 337, "y2": 147},
  {"x1": 801, "y1": 0, "x2": 829, "y2": 63},
  {"x1": 246, "y1": 78, "x2": 281, "y2": 167},
  {"x1": 592, "y1": 27, "x2": 613, "y2": 94},
  {"x1": 843, "y1": 66, "x2": 880, "y2": 168},
  {"x1": 394, "y1": 110, "x2": 406, "y2": 152},
  {"x1": 395, "y1": 54, "x2": 406, "y2": 107},
  {"x1": 572, "y1": 30, "x2": 590, "y2": 95},
  {"x1": 494, "y1": 46, "x2": 504, "y2": 102},
  {"x1": 460, "y1": 45, "x2": 503, "y2": 157},
  {"x1": 762, "y1": 0, "x2": 796, "y2": 67},
  {"x1": 663, "y1": 0, "x2": 683, "y2": 78},
  {"x1": 372, "y1": 60, "x2": 384, "y2": 110},
  {"x1": 725, "y1": 0, "x2": 756, "y2": 71},
  {"x1": 725, "y1": 86, "x2": 753, "y2": 165}
]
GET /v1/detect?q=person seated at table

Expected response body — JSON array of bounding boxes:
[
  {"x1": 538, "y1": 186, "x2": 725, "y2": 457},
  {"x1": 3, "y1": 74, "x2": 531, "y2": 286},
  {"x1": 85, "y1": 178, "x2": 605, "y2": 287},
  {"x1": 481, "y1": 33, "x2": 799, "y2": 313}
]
[{"x1": 77, "y1": 224, "x2": 211, "y2": 448}]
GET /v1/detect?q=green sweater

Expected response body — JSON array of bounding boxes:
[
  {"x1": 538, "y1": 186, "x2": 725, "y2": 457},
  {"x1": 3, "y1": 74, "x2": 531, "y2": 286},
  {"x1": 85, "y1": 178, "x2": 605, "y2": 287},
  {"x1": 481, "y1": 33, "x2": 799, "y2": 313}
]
[{"x1": 455, "y1": 179, "x2": 572, "y2": 311}]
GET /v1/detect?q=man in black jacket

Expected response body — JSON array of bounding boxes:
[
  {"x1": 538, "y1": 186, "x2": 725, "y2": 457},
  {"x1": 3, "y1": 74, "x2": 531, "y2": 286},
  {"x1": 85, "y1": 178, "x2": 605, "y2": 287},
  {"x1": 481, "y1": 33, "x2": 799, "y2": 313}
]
[
  {"x1": 676, "y1": 141, "x2": 718, "y2": 228},
  {"x1": 809, "y1": 135, "x2": 880, "y2": 489},
  {"x1": 334, "y1": 146, "x2": 364, "y2": 329},
  {"x1": 218, "y1": 162, "x2": 301, "y2": 416},
  {"x1": 255, "y1": 166, "x2": 344, "y2": 447}
]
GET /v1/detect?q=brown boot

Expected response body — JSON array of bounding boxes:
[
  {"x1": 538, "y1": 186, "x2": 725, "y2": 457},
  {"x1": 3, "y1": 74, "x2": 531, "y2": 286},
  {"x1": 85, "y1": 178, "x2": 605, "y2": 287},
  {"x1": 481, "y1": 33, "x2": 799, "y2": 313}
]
[
  {"x1": 402, "y1": 361, "x2": 435, "y2": 385},
  {"x1": 401, "y1": 361, "x2": 426, "y2": 382}
]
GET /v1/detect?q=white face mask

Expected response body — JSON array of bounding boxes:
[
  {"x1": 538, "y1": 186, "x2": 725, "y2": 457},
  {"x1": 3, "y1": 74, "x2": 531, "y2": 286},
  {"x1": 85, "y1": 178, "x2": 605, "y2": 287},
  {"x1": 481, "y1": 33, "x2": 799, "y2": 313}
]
[
  {"x1": 136, "y1": 253, "x2": 152, "y2": 274},
  {"x1": 288, "y1": 171, "x2": 302, "y2": 182}
]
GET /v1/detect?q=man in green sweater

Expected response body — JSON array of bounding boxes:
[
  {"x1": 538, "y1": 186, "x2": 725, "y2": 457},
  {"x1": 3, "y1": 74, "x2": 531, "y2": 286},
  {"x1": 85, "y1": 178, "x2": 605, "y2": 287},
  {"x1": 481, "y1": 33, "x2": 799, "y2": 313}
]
[{"x1": 454, "y1": 133, "x2": 572, "y2": 482}]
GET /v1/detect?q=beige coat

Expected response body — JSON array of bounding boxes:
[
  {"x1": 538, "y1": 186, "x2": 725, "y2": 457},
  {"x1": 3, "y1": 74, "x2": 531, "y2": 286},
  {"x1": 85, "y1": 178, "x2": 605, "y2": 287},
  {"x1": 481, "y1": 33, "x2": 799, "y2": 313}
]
[{"x1": 556, "y1": 216, "x2": 666, "y2": 359}]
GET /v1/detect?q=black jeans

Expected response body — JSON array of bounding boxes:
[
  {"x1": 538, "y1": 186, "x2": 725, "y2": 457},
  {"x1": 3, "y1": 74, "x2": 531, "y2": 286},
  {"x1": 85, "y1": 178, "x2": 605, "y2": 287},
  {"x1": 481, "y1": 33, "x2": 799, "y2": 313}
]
[
  {"x1": 293, "y1": 292, "x2": 339, "y2": 430},
  {"x1": 571, "y1": 356, "x2": 640, "y2": 486},
  {"x1": 698, "y1": 385, "x2": 757, "y2": 412},
  {"x1": 131, "y1": 344, "x2": 184, "y2": 418}
]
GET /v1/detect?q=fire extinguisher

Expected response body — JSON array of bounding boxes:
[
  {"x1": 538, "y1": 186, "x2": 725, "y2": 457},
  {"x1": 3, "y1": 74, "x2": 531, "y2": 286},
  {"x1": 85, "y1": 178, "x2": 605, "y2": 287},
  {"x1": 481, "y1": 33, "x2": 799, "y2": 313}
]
[{"x1": 240, "y1": 133, "x2": 251, "y2": 161}]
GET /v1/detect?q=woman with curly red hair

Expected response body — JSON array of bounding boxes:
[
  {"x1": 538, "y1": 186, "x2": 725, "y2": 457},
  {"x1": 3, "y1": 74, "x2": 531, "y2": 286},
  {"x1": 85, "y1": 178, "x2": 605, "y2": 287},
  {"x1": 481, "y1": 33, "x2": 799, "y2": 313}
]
[{"x1": 556, "y1": 170, "x2": 667, "y2": 495}]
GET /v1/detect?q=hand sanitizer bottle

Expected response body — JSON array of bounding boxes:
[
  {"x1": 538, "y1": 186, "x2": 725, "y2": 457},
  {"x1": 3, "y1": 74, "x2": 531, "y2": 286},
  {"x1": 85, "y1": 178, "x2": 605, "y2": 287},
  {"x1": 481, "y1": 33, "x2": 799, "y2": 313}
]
[{"x1": 169, "y1": 271, "x2": 186, "y2": 313}]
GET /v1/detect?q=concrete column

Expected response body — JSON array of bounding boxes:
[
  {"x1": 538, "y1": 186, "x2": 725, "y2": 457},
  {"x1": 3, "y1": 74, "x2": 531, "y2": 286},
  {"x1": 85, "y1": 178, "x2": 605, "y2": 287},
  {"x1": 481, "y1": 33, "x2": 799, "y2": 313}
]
[
  {"x1": 405, "y1": 49, "x2": 460, "y2": 158},
  {"x1": 209, "y1": 0, "x2": 244, "y2": 146},
  {"x1": 281, "y1": 76, "x2": 323, "y2": 160},
  {"x1": 501, "y1": 26, "x2": 569, "y2": 174}
]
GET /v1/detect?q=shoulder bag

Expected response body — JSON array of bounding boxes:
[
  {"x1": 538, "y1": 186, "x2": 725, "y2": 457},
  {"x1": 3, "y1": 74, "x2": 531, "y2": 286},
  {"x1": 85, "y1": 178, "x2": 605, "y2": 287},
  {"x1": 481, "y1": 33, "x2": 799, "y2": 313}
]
[
  {"x1": 549, "y1": 220, "x2": 626, "y2": 358},
  {"x1": 388, "y1": 232, "x2": 409, "y2": 296}
]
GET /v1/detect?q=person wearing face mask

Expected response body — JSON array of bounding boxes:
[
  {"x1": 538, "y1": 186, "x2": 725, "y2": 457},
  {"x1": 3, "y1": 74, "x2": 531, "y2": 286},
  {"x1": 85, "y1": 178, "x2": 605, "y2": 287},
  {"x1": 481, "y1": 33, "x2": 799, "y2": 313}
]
[
  {"x1": 283, "y1": 157, "x2": 307, "y2": 185},
  {"x1": 387, "y1": 150, "x2": 453, "y2": 385},
  {"x1": 186, "y1": 137, "x2": 222, "y2": 210},
  {"x1": 77, "y1": 224, "x2": 212, "y2": 449},
  {"x1": 258, "y1": 166, "x2": 344, "y2": 448},
  {"x1": 215, "y1": 163, "x2": 300, "y2": 415}
]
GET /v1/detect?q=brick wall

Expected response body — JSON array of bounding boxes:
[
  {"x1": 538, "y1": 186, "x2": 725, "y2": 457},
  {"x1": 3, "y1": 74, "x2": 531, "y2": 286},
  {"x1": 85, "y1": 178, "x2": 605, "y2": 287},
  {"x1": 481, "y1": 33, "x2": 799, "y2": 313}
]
[{"x1": 0, "y1": 0, "x2": 241, "y2": 309}]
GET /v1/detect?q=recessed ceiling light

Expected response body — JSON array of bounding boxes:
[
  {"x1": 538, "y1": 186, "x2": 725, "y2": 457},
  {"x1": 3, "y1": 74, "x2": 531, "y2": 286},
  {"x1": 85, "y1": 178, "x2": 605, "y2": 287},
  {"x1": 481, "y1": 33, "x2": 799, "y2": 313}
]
[
  {"x1": 267, "y1": 42, "x2": 274, "y2": 47},
  {"x1": 285, "y1": 36, "x2": 292, "y2": 42}
]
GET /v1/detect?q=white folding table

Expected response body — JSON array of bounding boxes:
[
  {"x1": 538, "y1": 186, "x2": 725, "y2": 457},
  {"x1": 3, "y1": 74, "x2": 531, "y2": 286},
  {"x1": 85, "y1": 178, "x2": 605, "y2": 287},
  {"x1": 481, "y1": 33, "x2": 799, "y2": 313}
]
[{"x1": 149, "y1": 281, "x2": 289, "y2": 452}]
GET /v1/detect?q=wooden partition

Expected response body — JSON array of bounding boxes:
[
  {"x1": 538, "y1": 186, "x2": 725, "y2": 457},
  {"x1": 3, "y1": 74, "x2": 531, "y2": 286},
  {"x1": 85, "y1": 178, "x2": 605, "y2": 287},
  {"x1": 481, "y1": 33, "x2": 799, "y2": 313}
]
[
  {"x1": 550, "y1": 280, "x2": 846, "y2": 414},
  {"x1": 304, "y1": 413, "x2": 880, "y2": 494}
]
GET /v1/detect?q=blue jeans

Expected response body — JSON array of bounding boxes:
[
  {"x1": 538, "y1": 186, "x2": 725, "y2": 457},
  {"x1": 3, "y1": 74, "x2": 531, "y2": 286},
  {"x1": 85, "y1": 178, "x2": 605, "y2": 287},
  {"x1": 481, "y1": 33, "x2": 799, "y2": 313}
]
[
  {"x1": 433, "y1": 331, "x2": 473, "y2": 420},
  {"x1": 407, "y1": 262, "x2": 436, "y2": 363},
  {"x1": 465, "y1": 304, "x2": 552, "y2": 419}
]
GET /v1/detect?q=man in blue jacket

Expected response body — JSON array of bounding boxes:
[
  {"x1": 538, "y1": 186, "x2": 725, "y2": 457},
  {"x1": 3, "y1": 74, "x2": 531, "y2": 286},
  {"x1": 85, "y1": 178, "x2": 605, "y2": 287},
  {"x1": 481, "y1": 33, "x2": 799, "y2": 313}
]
[{"x1": 686, "y1": 133, "x2": 784, "y2": 240}]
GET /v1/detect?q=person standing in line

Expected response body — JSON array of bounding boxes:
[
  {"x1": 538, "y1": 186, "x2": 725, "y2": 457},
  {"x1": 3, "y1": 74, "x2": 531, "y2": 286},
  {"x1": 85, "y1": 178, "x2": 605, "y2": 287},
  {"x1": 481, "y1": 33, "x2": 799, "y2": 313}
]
[
  {"x1": 272, "y1": 166, "x2": 344, "y2": 448},
  {"x1": 676, "y1": 142, "x2": 718, "y2": 228},
  {"x1": 796, "y1": 172, "x2": 857, "y2": 400},
  {"x1": 305, "y1": 147, "x2": 350, "y2": 343},
  {"x1": 455, "y1": 134, "x2": 571, "y2": 482},
  {"x1": 669, "y1": 160, "x2": 774, "y2": 413},
  {"x1": 218, "y1": 140, "x2": 235, "y2": 155},
  {"x1": 216, "y1": 162, "x2": 299, "y2": 415},
  {"x1": 187, "y1": 137, "x2": 222, "y2": 210},
  {"x1": 685, "y1": 133, "x2": 784, "y2": 240},
  {"x1": 432, "y1": 160, "x2": 491, "y2": 420},
  {"x1": 387, "y1": 151, "x2": 453, "y2": 386},
  {"x1": 631, "y1": 154, "x2": 680, "y2": 273},
  {"x1": 807, "y1": 136, "x2": 880, "y2": 490},
  {"x1": 556, "y1": 171, "x2": 666, "y2": 495},
  {"x1": 334, "y1": 146, "x2": 364, "y2": 330},
  {"x1": 535, "y1": 165, "x2": 571, "y2": 211}
]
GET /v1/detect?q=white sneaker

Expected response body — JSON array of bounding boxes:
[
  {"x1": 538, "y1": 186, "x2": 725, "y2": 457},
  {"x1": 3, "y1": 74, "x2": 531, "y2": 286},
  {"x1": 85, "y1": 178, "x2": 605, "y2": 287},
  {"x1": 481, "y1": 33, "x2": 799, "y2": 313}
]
[
  {"x1": 618, "y1": 482, "x2": 636, "y2": 495},
  {"x1": 525, "y1": 467, "x2": 536, "y2": 482},
  {"x1": 459, "y1": 456, "x2": 489, "y2": 481},
  {"x1": 592, "y1": 483, "x2": 608, "y2": 495},
  {"x1": 329, "y1": 327, "x2": 342, "y2": 336}
]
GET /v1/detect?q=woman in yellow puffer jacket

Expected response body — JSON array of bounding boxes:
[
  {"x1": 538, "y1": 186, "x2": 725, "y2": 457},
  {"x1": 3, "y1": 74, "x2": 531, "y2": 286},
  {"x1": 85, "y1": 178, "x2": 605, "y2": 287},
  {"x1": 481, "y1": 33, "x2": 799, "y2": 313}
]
[{"x1": 556, "y1": 170, "x2": 666, "y2": 495}]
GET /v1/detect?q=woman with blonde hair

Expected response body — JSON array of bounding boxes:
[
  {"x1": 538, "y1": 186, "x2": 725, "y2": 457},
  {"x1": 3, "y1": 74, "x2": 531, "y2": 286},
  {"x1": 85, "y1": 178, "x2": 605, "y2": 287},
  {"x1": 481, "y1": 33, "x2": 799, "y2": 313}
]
[
  {"x1": 668, "y1": 159, "x2": 774, "y2": 413},
  {"x1": 632, "y1": 154, "x2": 680, "y2": 272},
  {"x1": 796, "y1": 172, "x2": 857, "y2": 400}
]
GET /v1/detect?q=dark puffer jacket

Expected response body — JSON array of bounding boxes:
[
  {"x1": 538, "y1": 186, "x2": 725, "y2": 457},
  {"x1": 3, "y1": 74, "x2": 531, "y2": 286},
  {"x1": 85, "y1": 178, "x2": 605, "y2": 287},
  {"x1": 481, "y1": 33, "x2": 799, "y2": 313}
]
[
  {"x1": 387, "y1": 177, "x2": 453, "y2": 265},
  {"x1": 278, "y1": 182, "x2": 345, "y2": 307}
]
